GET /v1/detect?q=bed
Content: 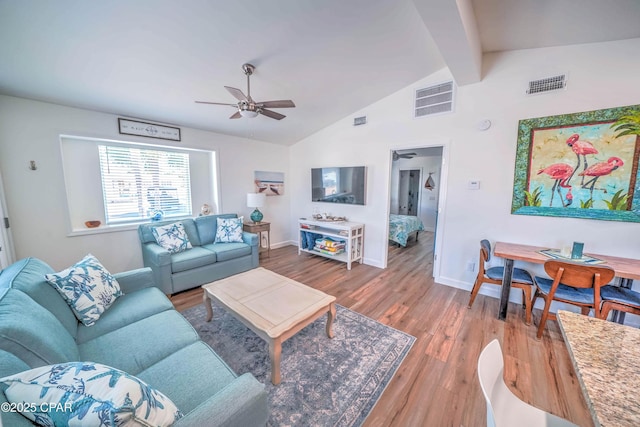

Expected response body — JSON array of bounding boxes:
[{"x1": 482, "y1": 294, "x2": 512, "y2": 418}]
[{"x1": 389, "y1": 214, "x2": 425, "y2": 247}]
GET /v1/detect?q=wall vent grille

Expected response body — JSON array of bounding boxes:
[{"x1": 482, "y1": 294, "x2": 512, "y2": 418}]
[
  {"x1": 415, "y1": 81, "x2": 454, "y2": 118},
  {"x1": 353, "y1": 116, "x2": 367, "y2": 126},
  {"x1": 526, "y1": 74, "x2": 567, "y2": 95}
]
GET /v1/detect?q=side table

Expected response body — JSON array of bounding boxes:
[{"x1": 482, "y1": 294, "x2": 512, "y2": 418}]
[{"x1": 243, "y1": 221, "x2": 270, "y2": 258}]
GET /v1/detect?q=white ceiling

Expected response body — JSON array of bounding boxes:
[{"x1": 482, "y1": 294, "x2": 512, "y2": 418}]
[{"x1": 1, "y1": 0, "x2": 639, "y2": 146}]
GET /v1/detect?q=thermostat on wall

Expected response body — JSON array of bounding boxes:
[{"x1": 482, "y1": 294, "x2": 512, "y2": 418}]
[{"x1": 468, "y1": 180, "x2": 480, "y2": 190}]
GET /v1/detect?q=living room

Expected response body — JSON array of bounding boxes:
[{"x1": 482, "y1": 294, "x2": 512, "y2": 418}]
[{"x1": 1, "y1": 1, "x2": 640, "y2": 426}]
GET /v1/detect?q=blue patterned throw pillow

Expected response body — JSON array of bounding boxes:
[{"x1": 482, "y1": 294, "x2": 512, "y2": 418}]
[
  {"x1": 45, "y1": 254, "x2": 123, "y2": 327},
  {"x1": 0, "y1": 361, "x2": 183, "y2": 426},
  {"x1": 152, "y1": 222, "x2": 193, "y2": 254},
  {"x1": 214, "y1": 217, "x2": 244, "y2": 243}
]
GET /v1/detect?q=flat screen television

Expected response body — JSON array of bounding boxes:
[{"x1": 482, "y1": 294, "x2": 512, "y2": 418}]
[{"x1": 311, "y1": 166, "x2": 366, "y2": 205}]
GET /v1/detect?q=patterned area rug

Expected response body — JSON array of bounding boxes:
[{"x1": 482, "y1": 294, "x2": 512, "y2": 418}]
[{"x1": 181, "y1": 301, "x2": 415, "y2": 427}]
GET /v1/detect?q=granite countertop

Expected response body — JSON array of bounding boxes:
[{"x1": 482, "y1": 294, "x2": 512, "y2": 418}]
[{"x1": 557, "y1": 310, "x2": 640, "y2": 427}]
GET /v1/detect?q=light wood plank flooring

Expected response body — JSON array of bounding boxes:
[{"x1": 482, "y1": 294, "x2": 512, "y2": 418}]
[{"x1": 171, "y1": 233, "x2": 593, "y2": 427}]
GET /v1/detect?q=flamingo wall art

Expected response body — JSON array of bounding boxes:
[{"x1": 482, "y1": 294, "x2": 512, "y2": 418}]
[{"x1": 511, "y1": 104, "x2": 640, "y2": 222}]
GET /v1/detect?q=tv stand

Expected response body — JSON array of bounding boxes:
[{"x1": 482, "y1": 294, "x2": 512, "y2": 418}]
[{"x1": 298, "y1": 219, "x2": 364, "y2": 270}]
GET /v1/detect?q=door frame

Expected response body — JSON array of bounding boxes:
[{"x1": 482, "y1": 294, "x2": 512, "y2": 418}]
[
  {"x1": 385, "y1": 141, "x2": 449, "y2": 279},
  {"x1": 0, "y1": 168, "x2": 15, "y2": 268}
]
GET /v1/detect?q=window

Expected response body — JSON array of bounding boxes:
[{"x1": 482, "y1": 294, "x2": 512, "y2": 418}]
[
  {"x1": 60, "y1": 135, "x2": 217, "y2": 234},
  {"x1": 98, "y1": 145, "x2": 192, "y2": 224}
]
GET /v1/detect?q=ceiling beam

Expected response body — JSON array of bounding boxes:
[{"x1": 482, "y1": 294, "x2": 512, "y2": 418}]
[{"x1": 413, "y1": 0, "x2": 482, "y2": 85}]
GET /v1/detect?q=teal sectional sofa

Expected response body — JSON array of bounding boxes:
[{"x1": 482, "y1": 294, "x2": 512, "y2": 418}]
[
  {"x1": 0, "y1": 257, "x2": 269, "y2": 426},
  {"x1": 138, "y1": 214, "x2": 259, "y2": 295}
]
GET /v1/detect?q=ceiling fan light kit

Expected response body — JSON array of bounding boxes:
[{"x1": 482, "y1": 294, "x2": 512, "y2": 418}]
[{"x1": 196, "y1": 63, "x2": 295, "y2": 120}]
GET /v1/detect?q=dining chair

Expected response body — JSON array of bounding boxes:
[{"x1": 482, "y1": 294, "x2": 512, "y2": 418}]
[
  {"x1": 533, "y1": 260, "x2": 615, "y2": 339},
  {"x1": 600, "y1": 281, "x2": 640, "y2": 321},
  {"x1": 477, "y1": 339, "x2": 578, "y2": 427},
  {"x1": 468, "y1": 239, "x2": 535, "y2": 325}
]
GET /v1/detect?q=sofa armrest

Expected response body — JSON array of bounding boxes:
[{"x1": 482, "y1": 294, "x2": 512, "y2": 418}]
[
  {"x1": 113, "y1": 267, "x2": 156, "y2": 294},
  {"x1": 142, "y1": 242, "x2": 172, "y2": 266},
  {"x1": 242, "y1": 231, "x2": 259, "y2": 247},
  {"x1": 174, "y1": 373, "x2": 268, "y2": 427}
]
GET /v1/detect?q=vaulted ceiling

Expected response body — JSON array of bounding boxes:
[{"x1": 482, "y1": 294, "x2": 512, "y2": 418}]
[{"x1": 1, "y1": 0, "x2": 639, "y2": 145}]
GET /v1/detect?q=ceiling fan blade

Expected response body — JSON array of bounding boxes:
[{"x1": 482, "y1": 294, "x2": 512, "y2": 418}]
[
  {"x1": 259, "y1": 108, "x2": 286, "y2": 120},
  {"x1": 195, "y1": 101, "x2": 237, "y2": 107},
  {"x1": 225, "y1": 86, "x2": 248, "y2": 102},
  {"x1": 230, "y1": 111, "x2": 242, "y2": 119},
  {"x1": 258, "y1": 100, "x2": 296, "y2": 108}
]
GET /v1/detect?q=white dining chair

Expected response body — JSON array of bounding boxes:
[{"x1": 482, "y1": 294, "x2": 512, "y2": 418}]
[{"x1": 477, "y1": 340, "x2": 578, "y2": 427}]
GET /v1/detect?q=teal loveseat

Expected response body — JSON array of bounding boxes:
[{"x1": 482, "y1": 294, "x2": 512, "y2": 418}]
[
  {"x1": 0, "y1": 257, "x2": 269, "y2": 426},
  {"x1": 138, "y1": 214, "x2": 259, "y2": 295}
]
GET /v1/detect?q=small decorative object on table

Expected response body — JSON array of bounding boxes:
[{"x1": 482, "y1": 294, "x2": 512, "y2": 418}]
[
  {"x1": 200, "y1": 204, "x2": 211, "y2": 216},
  {"x1": 84, "y1": 220, "x2": 101, "y2": 228},
  {"x1": 571, "y1": 242, "x2": 584, "y2": 259}
]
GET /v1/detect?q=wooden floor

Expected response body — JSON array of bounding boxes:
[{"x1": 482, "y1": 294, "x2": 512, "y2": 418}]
[{"x1": 171, "y1": 233, "x2": 593, "y2": 427}]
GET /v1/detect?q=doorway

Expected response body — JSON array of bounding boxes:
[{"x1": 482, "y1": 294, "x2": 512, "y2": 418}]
[{"x1": 387, "y1": 144, "x2": 448, "y2": 278}]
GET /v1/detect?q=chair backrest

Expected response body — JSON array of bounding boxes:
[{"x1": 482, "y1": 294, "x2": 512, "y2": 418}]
[
  {"x1": 480, "y1": 239, "x2": 492, "y2": 263},
  {"x1": 543, "y1": 260, "x2": 615, "y2": 317},
  {"x1": 543, "y1": 260, "x2": 615, "y2": 290},
  {"x1": 477, "y1": 339, "x2": 578, "y2": 427},
  {"x1": 477, "y1": 339, "x2": 502, "y2": 427}
]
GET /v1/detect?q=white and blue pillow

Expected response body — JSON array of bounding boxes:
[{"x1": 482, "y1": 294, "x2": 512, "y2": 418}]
[
  {"x1": 0, "y1": 361, "x2": 182, "y2": 426},
  {"x1": 45, "y1": 254, "x2": 123, "y2": 327},
  {"x1": 214, "y1": 217, "x2": 244, "y2": 243},
  {"x1": 152, "y1": 222, "x2": 192, "y2": 254}
]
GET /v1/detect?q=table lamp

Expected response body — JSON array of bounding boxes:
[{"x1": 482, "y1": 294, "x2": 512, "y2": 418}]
[{"x1": 247, "y1": 193, "x2": 267, "y2": 223}]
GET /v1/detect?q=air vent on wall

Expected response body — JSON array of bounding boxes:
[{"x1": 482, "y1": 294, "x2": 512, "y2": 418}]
[
  {"x1": 415, "y1": 81, "x2": 454, "y2": 118},
  {"x1": 353, "y1": 116, "x2": 367, "y2": 126},
  {"x1": 526, "y1": 74, "x2": 567, "y2": 95}
]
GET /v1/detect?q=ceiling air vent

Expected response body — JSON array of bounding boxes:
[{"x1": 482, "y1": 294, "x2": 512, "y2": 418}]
[
  {"x1": 526, "y1": 74, "x2": 567, "y2": 95},
  {"x1": 415, "y1": 81, "x2": 455, "y2": 118}
]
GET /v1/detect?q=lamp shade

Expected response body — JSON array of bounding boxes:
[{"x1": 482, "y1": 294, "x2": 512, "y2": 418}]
[{"x1": 247, "y1": 192, "x2": 266, "y2": 208}]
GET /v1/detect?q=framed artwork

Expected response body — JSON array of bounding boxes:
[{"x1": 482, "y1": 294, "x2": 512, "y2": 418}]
[
  {"x1": 255, "y1": 171, "x2": 284, "y2": 196},
  {"x1": 511, "y1": 104, "x2": 640, "y2": 222},
  {"x1": 118, "y1": 118, "x2": 181, "y2": 141}
]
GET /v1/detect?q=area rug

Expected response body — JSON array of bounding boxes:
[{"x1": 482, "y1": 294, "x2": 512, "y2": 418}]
[{"x1": 181, "y1": 301, "x2": 415, "y2": 427}]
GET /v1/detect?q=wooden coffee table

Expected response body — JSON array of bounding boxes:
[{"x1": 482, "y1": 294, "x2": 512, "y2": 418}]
[{"x1": 202, "y1": 267, "x2": 336, "y2": 385}]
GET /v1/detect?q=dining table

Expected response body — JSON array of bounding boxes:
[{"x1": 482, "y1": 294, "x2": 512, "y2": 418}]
[
  {"x1": 557, "y1": 309, "x2": 640, "y2": 426},
  {"x1": 493, "y1": 241, "x2": 640, "y2": 321}
]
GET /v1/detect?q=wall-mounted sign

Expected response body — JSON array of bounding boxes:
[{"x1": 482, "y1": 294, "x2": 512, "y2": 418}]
[{"x1": 118, "y1": 118, "x2": 181, "y2": 141}]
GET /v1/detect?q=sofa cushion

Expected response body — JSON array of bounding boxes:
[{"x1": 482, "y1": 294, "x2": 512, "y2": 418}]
[
  {"x1": 202, "y1": 242, "x2": 252, "y2": 262},
  {"x1": 215, "y1": 217, "x2": 244, "y2": 243},
  {"x1": 45, "y1": 254, "x2": 123, "y2": 326},
  {"x1": 152, "y1": 222, "x2": 193, "y2": 254},
  {"x1": 0, "y1": 257, "x2": 79, "y2": 338},
  {"x1": 78, "y1": 310, "x2": 199, "y2": 375},
  {"x1": 139, "y1": 218, "x2": 200, "y2": 247},
  {"x1": 1, "y1": 361, "x2": 183, "y2": 426},
  {"x1": 136, "y1": 341, "x2": 239, "y2": 414},
  {"x1": 195, "y1": 213, "x2": 237, "y2": 245},
  {"x1": 76, "y1": 287, "x2": 174, "y2": 343},
  {"x1": 0, "y1": 289, "x2": 79, "y2": 366},
  {"x1": 171, "y1": 246, "x2": 217, "y2": 273}
]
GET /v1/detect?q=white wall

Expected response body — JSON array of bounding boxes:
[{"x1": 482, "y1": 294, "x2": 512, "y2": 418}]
[
  {"x1": 290, "y1": 38, "x2": 640, "y2": 287},
  {"x1": 0, "y1": 95, "x2": 290, "y2": 272}
]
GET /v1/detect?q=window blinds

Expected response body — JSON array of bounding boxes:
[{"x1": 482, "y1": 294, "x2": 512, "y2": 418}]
[{"x1": 98, "y1": 145, "x2": 192, "y2": 224}]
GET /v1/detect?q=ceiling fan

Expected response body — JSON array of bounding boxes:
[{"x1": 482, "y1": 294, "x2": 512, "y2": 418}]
[
  {"x1": 195, "y1": 63, "x2": 295, "y2": 120},
  {"x1": 393, "y1": 151, "x2": 417, "y2": 161}
]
